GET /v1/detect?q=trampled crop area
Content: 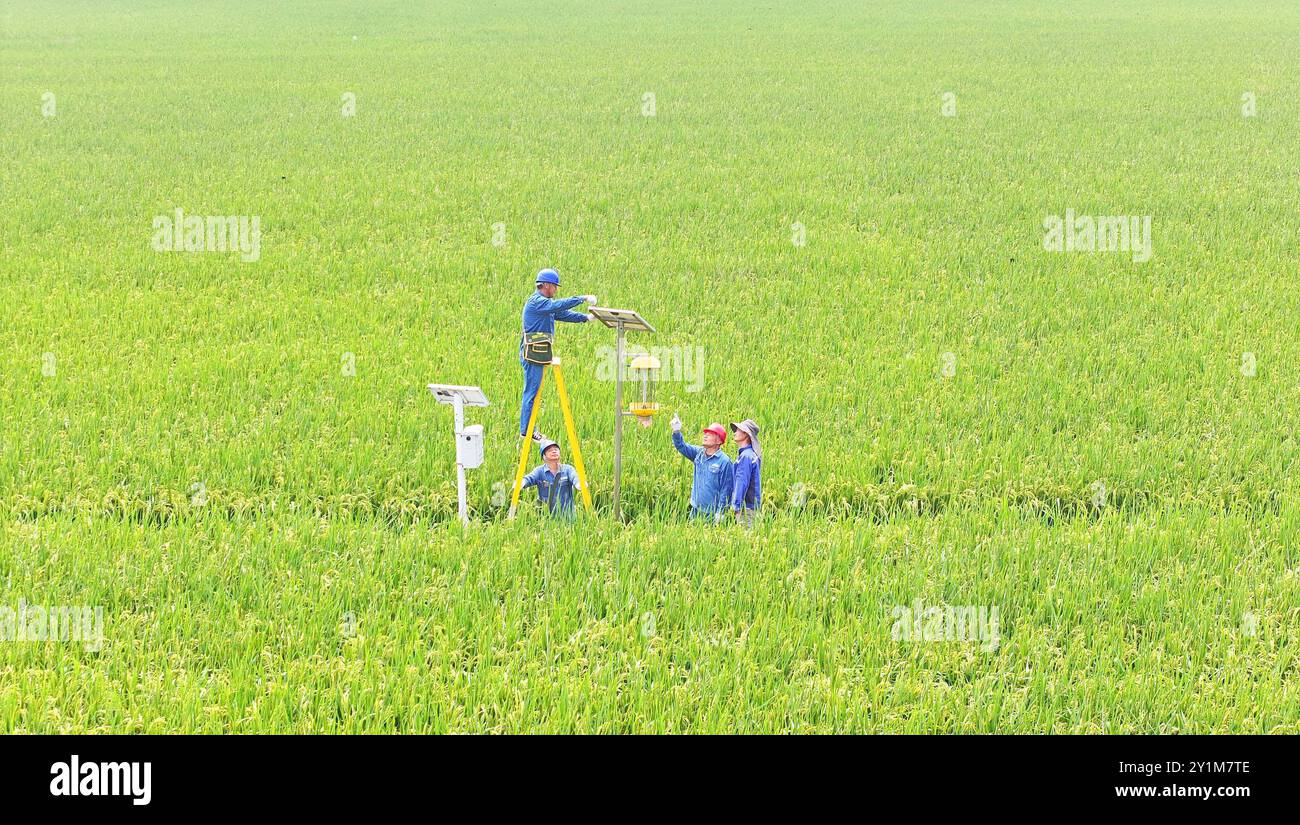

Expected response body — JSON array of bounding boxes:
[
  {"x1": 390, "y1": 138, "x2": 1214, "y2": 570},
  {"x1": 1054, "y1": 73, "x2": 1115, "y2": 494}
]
[{"x1": 2, "y1": 1, "x2": 1298, "y2": 732}]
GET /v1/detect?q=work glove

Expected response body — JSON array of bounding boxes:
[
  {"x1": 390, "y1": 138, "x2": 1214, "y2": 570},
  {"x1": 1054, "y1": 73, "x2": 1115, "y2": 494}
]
[
  {"x1": 584, "y1": 313, "x2": 595, "y2": 322},
  {"x1": 581, "y1": 294, "x2": 598, "y2": 304},
  {"x1": 670, "y1": 414, "x2": 682, "y2": 433}
]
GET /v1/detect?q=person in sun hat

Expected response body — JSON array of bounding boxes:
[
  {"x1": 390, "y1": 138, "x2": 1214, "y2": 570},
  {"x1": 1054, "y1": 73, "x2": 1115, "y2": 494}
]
[
  {"x1": 519, "y1": 438, "x2": 582, "y2": 518},
  {"x1": 669, "y1": 414, "x2": 734, "y2": 522},
  {"x1": 519, "y1": 269, "x2": 596, "y2": 443},
  {"x1": 729, "y1": 419, "x2": 762, "y2": 527}
]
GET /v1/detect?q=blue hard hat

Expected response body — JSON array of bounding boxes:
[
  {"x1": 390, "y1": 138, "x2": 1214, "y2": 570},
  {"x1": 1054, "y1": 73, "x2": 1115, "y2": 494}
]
[
  {"x1": 538, "y1": 439, "x2": 560, "y2": 458},
  {"x1": 536, "y1": 268, "x2": 560, "y2": 286}
]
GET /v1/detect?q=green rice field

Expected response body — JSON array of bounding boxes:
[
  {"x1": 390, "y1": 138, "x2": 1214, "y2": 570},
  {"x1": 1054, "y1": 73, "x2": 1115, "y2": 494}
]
[{"x1": 2, "y1": 0, "x2": 1297, "y2": 732}]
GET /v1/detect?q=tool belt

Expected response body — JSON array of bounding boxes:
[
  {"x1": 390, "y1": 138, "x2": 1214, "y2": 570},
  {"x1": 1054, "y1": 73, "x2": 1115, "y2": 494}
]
[{"x1": 522, "y1": 332, "x2": 553, "y2": 365}]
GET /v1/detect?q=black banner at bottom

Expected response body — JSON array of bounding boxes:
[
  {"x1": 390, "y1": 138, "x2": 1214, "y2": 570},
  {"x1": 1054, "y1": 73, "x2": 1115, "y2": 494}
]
[{"x1": 0, "y1": 735, "x2": 1281, "y2": 813}]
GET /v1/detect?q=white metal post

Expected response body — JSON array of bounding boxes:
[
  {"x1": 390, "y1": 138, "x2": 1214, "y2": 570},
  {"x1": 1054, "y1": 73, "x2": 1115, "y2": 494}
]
[
  {"x1": 613, "y1": 321, "x2": 626, "y2": 521},
  {"x1": 453, "y1": 395, "x2": 468, "y2": 526}
]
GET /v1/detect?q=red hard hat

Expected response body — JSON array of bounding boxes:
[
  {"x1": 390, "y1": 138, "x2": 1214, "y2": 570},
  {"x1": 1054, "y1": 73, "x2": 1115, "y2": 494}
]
[{"x1": 702, "y1": 423, "x2": 727, "y2": 444}]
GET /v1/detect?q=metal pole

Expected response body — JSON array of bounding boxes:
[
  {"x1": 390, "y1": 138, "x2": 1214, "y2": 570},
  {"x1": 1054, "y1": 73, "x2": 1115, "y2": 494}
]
[
  {"x1": 453, "y1": 395, "x2": 468, "y2": 526},
  {"x1": 613, "y1": 321, "x2": 625, "y2": 521}
]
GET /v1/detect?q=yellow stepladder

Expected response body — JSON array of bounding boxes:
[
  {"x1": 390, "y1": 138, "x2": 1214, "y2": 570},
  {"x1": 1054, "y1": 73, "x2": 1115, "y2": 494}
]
[{"x1": 508, "y1": 357, "x2": 593, "y2": 518}]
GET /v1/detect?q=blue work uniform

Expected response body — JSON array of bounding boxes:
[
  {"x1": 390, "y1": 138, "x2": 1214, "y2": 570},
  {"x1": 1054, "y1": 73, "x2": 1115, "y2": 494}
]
[
  {"x1": 520, "y1": 463, "x2": 582, "y2": 516},
  {"x1": 672, "y1": 431, "x2": 734, "y2": 520},
  {"x1": 519, "y1": 291, "x2": 588, "y2": 435},
  {"x1": 731, "y1": 444, "x2": 761, "y2": 512}
]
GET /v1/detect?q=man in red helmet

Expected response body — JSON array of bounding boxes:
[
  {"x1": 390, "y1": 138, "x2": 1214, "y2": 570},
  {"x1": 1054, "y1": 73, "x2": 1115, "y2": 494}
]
[{"x1": 669, "y1": 414, "x2": 734, "y2": 522}]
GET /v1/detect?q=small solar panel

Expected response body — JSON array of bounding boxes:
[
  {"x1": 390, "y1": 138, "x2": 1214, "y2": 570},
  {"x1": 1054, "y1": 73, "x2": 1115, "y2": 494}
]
[
  {"x1": 427, "y1": 384, "x2": 489, "y2": 407},
  {"x1": 588, "y1": 306, "x2": 655, "y2": 333}
]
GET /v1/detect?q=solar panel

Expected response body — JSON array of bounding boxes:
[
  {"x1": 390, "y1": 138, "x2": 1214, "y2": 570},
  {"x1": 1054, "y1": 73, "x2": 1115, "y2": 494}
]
[
  {"x1": 427, "y1": 384, "x2": 489, "y2": 407},
  {"x1": 588, "y1": 306, "x2": 655, "y2": 333}
]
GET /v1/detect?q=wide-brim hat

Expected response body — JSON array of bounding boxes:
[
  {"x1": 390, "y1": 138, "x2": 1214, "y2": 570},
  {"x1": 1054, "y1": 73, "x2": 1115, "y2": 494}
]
[{"x1": 729, "y1": 419, "x2": 761, "y2": 459}]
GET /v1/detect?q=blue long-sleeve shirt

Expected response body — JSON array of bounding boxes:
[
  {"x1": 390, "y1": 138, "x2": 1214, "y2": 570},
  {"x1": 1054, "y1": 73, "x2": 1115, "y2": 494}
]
[
  {"x1": 520, "y1": 463, "x2": 582, "y2": 515},
  {"x1": 731, "y1": 445, "x2": 761, "y2": 511},
  {"x1": 520, "y1": 292, "x2": 587, "y2": 355},
  {"x1": 672, "y1": 430, "x2": 733, "y2": 514}
]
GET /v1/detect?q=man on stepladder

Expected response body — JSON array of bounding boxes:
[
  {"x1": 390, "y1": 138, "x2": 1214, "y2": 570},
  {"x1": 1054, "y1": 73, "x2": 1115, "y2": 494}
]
[{"x1": 519, "y1": 269, "x2": 595, "y2": 444}]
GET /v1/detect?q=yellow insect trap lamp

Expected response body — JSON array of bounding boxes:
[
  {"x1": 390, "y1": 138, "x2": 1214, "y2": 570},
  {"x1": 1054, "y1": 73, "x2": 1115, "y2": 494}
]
[
  {"x1": 627, "y1": 354, "x2": 660, "y2": 428},
  {"x1": 587, "y1": 306, "x2": 656, "y2": 520}
]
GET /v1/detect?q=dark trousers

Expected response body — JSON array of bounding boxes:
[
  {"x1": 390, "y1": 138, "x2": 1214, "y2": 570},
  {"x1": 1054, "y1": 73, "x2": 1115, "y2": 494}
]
[{"x1": 519, "y1": 360, "x2": 543, "y2": 436}]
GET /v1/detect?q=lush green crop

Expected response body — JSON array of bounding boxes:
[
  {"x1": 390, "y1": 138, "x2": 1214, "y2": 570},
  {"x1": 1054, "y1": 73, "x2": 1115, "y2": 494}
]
[{"x1": 2, "y1": 0, "x2": 1297, "y2": 732}]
